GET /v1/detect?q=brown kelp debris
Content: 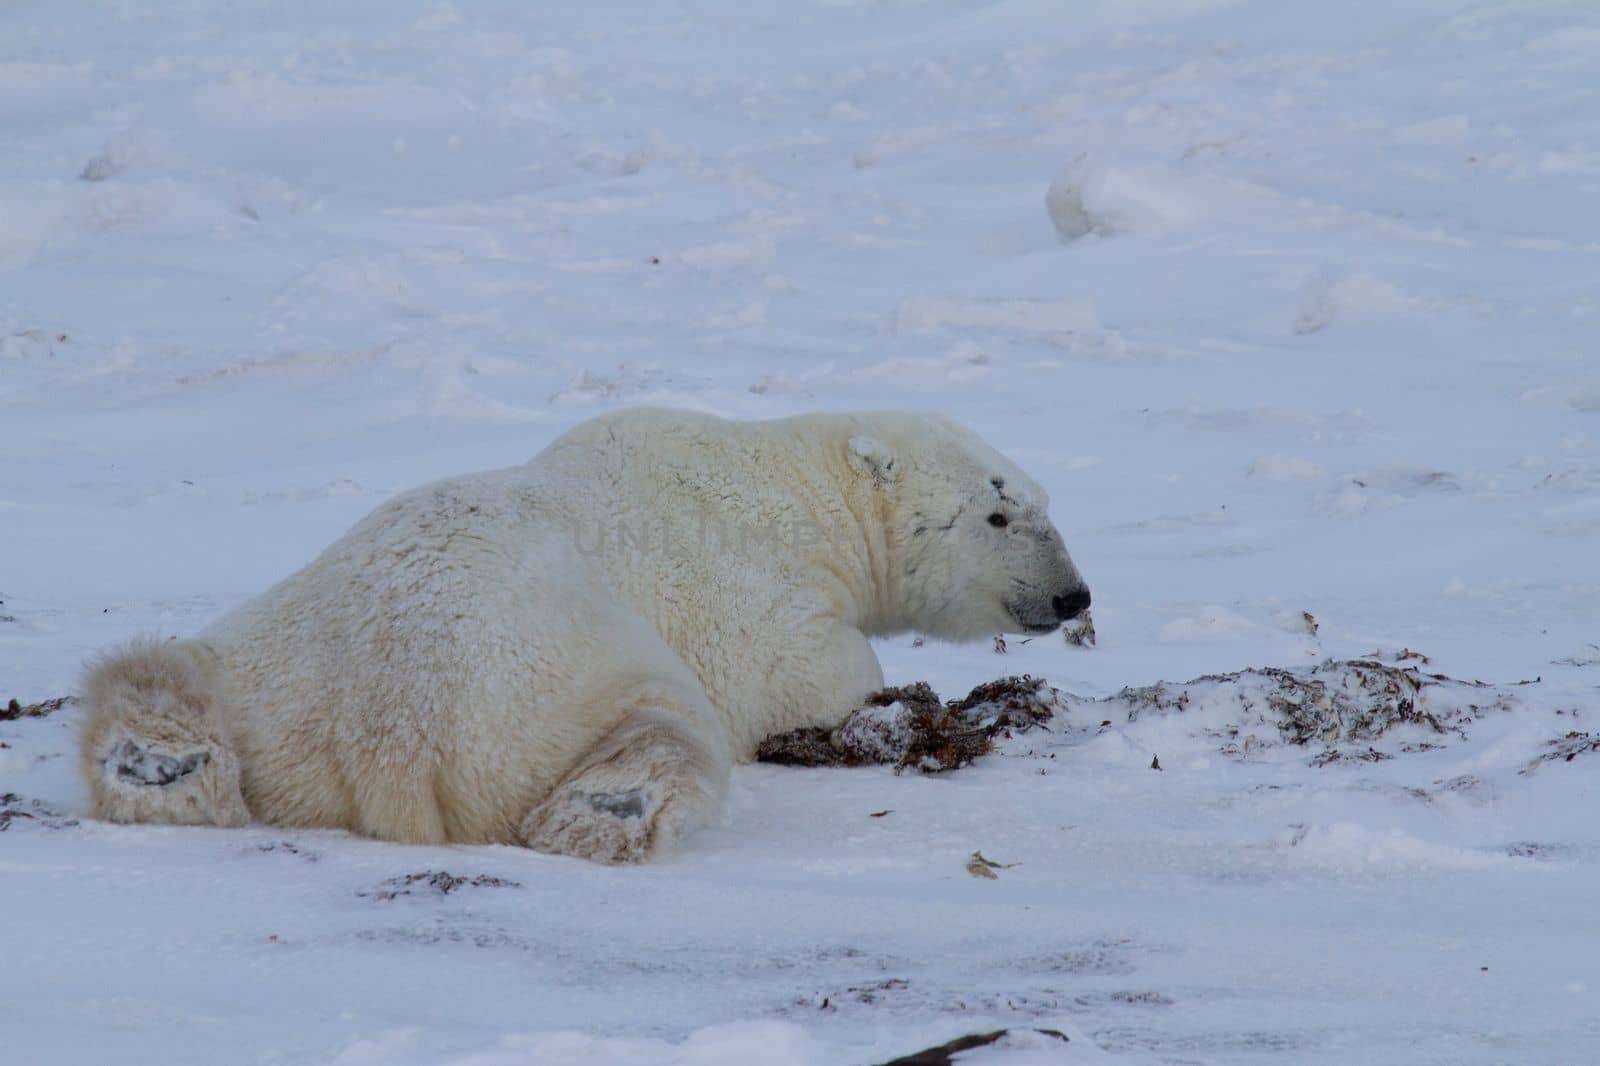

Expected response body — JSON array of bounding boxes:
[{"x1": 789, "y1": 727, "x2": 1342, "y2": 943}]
[
  {"x1": 1520, "y1": 732, "x2": 1600, "y2": 773},
  {"x1": 756, "y1": 676, "x2": 1062, "y2": 773},
  {"x1": 0, "y1": 793, "x2": 79, "y2": 832},
  {"x1": 360, "y1": 871, "x2": 521, "y2": 901},
  {"x1": 1309, "y1": 747, "x2": 1391, "y2": 768},
  {"x1": 964, "y1": 850, "x2": 1019, "y2": 879},
  {"x1": 1076, "y1": 658, "x2": 1516, "y2": 763},
  {"x1": 1062, "y1": 609, "x2": 1096, "y2": 647},
  {"x1": 1, "y1": 696, "x2": 76, "y2": 721},
  {"x1": 759, "y1": 659, "x2": 1527, "y2": 773},
  {"x1": 877, "y1": 1028, "x2": 1070, "y2": 1066}
]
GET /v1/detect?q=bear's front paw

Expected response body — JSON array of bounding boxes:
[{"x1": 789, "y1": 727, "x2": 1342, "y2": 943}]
[{"x1": 521, "y1": 785, "x2": 668, "y2": 864}]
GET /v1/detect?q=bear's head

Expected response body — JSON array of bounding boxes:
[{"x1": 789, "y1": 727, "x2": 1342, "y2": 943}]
[{"x1": 849, "y1": 416, "x2": 1090, "y2": 641}]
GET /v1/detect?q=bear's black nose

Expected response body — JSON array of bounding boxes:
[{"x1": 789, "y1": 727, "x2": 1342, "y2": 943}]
[{"x1": 1051, "y1": 587, "x2": 1091, "y2": 620}]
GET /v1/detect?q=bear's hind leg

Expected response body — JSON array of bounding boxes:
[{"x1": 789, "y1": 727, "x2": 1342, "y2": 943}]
[
  {"x1": 521, "y1": 706, "x2": 729, "y2": 864},
  {"x1": 80, "y1": 639, "x2": 251, "y2": 828}
]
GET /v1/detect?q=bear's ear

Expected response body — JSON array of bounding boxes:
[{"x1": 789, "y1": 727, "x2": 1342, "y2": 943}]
[{"x1": 848, "y1": 435, "x2": 899, "y2": 487}]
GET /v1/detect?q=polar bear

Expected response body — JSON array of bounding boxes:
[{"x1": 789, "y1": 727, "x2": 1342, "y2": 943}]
[{"x1": 80, "y1": 408, "x2": 1089, "y2": 862}]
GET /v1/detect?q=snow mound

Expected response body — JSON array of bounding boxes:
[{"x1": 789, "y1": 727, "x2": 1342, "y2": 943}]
[{"x1": 1046, "y1": 159, "x2": 1208, "y2": 241}]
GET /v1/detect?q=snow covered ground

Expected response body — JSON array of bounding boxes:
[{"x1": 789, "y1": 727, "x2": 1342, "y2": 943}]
[{"x1": 3, "y1": 0, "x2": 1599, "y2": 1061}]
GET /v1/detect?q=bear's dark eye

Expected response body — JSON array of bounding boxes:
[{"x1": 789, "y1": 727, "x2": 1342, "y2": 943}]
[{"x1": 987, "y1": 513, "x2": 1008, "y2": 528}]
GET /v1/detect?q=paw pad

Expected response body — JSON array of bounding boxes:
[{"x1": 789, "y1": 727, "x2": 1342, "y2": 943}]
[
  {"x1": 583, "y1": 789, "x2": 648, "y2": 819},
  {"x1": 106, "y1": 740, "x2": 211, "y2": 787}
]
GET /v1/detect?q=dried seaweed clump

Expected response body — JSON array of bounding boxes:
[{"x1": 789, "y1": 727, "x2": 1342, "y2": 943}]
[
  {"x1": 878, "y1": 1028, "x2": 1070, "y2": 1066},
  {"x1": 756, "y1": 676, "x2": 1061, "y2": 773},
  {"x1": 1086, "y1": 658, "x2": 1514, "y2": 763},
  {"x1": 361, "y1": 871, "x2": 520, "y2": 901},
  {"x1": 0, "y1": 793, "x2": 79, "y2": 832},
  {"x1": 1061, "y1": 609, "x2": 1096, "y2": 647},
  {"x1": 1521, "y1": 732, "x2": 1600, "y2": 774},
  {"x1": 1, "y1": 696, "x2": 75, "y2": 721}
]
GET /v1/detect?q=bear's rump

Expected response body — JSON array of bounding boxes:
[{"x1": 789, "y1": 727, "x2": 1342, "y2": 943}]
[{"x1": 219, "y1": 516, "x2": 712, "y2": 843}]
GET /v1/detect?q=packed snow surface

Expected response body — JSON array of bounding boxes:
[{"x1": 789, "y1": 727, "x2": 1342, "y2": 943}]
[{"x1": 3, "y1": 0, "x2": 1599, "y2": 1062}]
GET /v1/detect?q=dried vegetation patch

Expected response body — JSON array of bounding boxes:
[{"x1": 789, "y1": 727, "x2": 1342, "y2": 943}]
[
  {"x1": 760, "y1": 658, "x2": 1537, "y2": 773},
  {"x1": 1521, "y1": 731, "x2": 1600, "y2": 773},
  {"x1": 0, "y1": 793, "x2": 79, "y2": 832},
  {"x1": 757, "y1": 676, "x2": 1061, "y2": 773},
  {"x1": 360, "y1": 871, "x2": 521, "y2": 901},
  {"x1": 1076, "y1": 658, "x2": 1520, "y2": 765},
  {"x1": 1, "y1": 696, "x2": 76, "y2": 721}
]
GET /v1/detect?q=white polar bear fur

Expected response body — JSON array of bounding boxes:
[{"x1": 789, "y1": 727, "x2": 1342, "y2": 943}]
[{"x1": 80, "y1": 408, "x2": 1088, "y2": 862}]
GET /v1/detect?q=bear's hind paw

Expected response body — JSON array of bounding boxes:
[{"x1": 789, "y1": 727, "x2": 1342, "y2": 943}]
[
  {"x1": 105, "y1": 739, "x2": 212, "y2": 787},
  {"x1": 522, "y1": 785, "x2": 665, "y2": 864}
]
